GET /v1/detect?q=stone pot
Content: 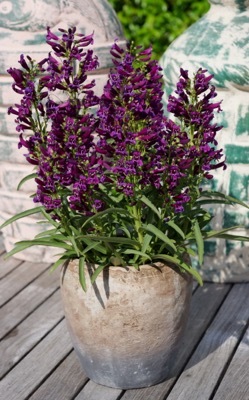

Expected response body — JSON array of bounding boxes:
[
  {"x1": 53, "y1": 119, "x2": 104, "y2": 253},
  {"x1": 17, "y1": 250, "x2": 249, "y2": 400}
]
[{"x1": 60, "y1": 260, "x2": 193, "y2": 389}]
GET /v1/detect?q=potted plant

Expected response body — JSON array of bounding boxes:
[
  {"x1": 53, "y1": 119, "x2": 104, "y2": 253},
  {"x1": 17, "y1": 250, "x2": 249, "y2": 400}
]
[{"x1": 1, "y1": 27, "x2": 248, "y2": 389}]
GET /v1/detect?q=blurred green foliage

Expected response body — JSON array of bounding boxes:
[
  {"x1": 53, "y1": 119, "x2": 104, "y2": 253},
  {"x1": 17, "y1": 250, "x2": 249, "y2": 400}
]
[{"x1": 108, "y1": 0, "x2": 210, "y2": 58}]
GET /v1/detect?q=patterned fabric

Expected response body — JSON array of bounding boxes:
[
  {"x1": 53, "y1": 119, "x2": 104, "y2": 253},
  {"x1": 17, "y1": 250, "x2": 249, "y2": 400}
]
[{"x1": 160, "y1": 0, "x2": 249, "y2": 282}]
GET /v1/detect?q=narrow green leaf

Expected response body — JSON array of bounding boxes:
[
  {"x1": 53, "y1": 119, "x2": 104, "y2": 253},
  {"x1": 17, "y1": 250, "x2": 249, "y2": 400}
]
[
  {"x1": 29, "y1": 238, "x2": 72, "y2": 249},
  {"x1": 185, "y1": 247, "x2": 197, "y2": 257},
  {"x1": 79, "y1": 257, "x2": 87, "y2": 292},
  {"x1": 49, "y1": 256, "x2": 68, "y2": 273},
  {"x1": 201, "y1": 191, "x2": 249, "y2": 210},
  {"x1": 81, "y1": 208, "x2": 131, "y2": 229},
  {"x1": 5, "y1": 239, "x2": 72, "y2": 260},
  {"x1": 141, "y1": 233, "x2": 153, "y2": 254},
  {"x1": 0, "y1": 206, "x2": 43, "y2": 229},
  {"x1": 207, "y1": 233, "x2": 249, "y2": 241},
  {"x1": 140, "y1": 195, "x2": 161, "y2": 219},
  {"x1": 35, "y1": 228, "x2": 58, "y2": 238},
  {"x1": 82, "y1": 241, "x2": 102, "y2": 254},
  {"x1": 181, "y1": 264, "x2": 203, "y2": 286},
  {"x1": 77, "y1": 235, "x2": 139, "y2": 247},
  {"x1": 197, "y1": 199, "x2": 234, "y2": 206},
  {"x1": 80, "y1": 238, "x2": 107, "y2": 255},
  {"x1": 118, "y1": 223, "x2": 131, "y2": 239},
  {"x1": 144, "y1": 224, "x2": 177, "y2": 253},
  {"x1": 68, "y1": 235, "x2": 81, "y2": 257},
  {"x1": 40, "y1": 208, "x2": 59, "y2": 228},
  {"x1": 17, "y1": 173, "x2": 37, "y2": 190},
  {"x1": 123, "y1": 249, "x2": 152, "y2": 261},
  {"x1": 152, "y1": 254, "x2": 203, "y2": 285},
  {"x1": 202, "y1": 226, "x2": 243, "y2": 239},
  {"x1": 152, "y1": 253, "x2": 180, "y2": 265},
  {"x1": 194, "y1": 220, "x2": 204, "y2": 265},
  {"x1": 4, "y1": 242, "x2": 37, "y2": 258},
  {"x1": 90, "y1": 264, "x2": 108, "y2": 285},
  {"x1": 166, "y1": 220, "x2": 186, "y2": 239}
]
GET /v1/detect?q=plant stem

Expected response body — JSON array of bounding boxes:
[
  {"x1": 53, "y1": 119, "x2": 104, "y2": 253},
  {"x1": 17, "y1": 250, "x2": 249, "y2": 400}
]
[{"x1": 132, "y1": 203, "x2": 144, "y2": 245}]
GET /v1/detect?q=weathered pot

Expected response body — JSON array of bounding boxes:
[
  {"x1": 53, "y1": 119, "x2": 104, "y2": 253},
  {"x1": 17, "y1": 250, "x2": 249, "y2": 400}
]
[{"x1": 60, "y1": 260, "x2": 193, "y2": 389}]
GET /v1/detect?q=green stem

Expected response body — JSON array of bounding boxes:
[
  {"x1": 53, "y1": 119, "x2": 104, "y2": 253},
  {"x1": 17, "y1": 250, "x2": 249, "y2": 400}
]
[{"x1": 132, "y1": 203, "x2": 144, "y2": 246}]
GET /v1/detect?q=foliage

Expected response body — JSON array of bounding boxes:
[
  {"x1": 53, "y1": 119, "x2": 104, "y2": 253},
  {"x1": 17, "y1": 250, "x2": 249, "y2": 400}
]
[
  {"x1": 1, "y1": 27, "x2": 249, "y2": 291},
  {"x1": 108, "y1": 0, "x2": 210, "y2": 58}
]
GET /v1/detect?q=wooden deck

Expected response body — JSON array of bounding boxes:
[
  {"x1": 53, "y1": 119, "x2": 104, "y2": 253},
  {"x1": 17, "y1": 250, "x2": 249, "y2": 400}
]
[{"x1": 0, "y1": 235, "x2": 249, "y2": 400}]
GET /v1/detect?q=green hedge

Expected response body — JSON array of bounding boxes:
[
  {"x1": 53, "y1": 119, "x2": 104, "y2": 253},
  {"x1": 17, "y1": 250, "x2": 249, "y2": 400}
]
[{"x1": 108, "y1": 0, "x2": 210, "y2": 58}]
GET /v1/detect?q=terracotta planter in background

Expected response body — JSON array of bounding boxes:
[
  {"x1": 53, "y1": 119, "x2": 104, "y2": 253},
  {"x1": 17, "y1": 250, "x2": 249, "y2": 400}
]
[{"x1": 60, "y1": 260, "x2": 192, "y2": 389}]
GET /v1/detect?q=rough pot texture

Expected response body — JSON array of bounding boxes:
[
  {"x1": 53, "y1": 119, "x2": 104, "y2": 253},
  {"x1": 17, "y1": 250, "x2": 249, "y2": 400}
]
[{"x1": 60, "y1": 260, "x2": 193, "y2": 389}]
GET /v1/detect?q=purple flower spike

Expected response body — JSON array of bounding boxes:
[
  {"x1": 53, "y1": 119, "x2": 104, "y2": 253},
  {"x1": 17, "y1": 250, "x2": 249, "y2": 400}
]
[{"x1": 7, "y1": 26, "x2": 226, "y2": 221}]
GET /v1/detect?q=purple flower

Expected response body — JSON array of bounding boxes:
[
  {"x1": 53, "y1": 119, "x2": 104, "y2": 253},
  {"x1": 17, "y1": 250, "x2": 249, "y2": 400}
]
[{"x1": 7, "y1": 27, "x2": 226, "y2": 221}]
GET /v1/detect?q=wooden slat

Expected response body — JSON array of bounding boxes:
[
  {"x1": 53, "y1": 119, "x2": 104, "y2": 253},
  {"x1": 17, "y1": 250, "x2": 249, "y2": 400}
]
[
  {"x1": 0, "y1": 261, "x2": 50, "y2": 306},
  {"x1": 165, "y1": 283, "x2": 249, "y2": 400},
  {"x1": 75, "y1": 380, "x2": 123, "y2": 400},
  {"x1": 213, "y1": 326, "x2": 249, "y2": 400},
  {"x1": 30, "y1": 351, "x2": 88, "y2": 400},
  {"x1": 0, "y1": 320, "x2": 72, "y2": 400},
  {"x1": 0, "y1": 289, "x2": 63, "y2": 378},
  {"x1": 0, "y1": 254, "x2": 23, "y2": 279},
  {"x1": 0, "y1": 268, "x2": 60, "y2": 339},
  {"x1": 76, "y1": 283, "x2": 231, "y2": 400}
]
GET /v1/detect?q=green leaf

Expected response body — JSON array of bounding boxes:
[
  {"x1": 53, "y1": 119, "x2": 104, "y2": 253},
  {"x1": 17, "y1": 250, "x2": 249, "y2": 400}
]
[
  {"x1": 140, "y1": 195, "x2": 161, "y2": 219},
  {"x1": 201, "y1": 191, "x2": 249, "y2": 210},
  {"x1": 144, "y1": 224, "x2": 177, "y2": 253},
  {"x1": 82, "y1": 241, "x2": 103, "y2": 255},
  {"x1": 123, "y1": 249, "x2": 152, "y2": 261},
  {"x1": 17, "y1": 173, "x2": 37, "y2": 190},
  {"x1": 40, "y1": 208, "x2": 59, "y2": 227},
  {"x1": 35, "y1": 228, "x2": 58, "y2": 238},
  {"x1": 0, "y1": 206, "x2": 43, "y2": 229},
  {"x1": 166, "y1": 220, "x2": 186, "y2": 239},
  {"x1": 90, "y1": 264, "x2": 108, "y2": 285},
  {"x1": 152, "y1": 253, "x2": 181, "y2": 266},
  {"x1": 49, "y1": 256, "x2": 68, "y2": 272},
  {"x1": 152, "y1": 254, "x2": 203, "y2": 286},
  {"x1": 77, "y1": 235, "x2": 139, "y2": 247},
  {"x1": 4, "y1": 238, "x2": 72, "y2": 259},
  {"x1": 79, "y1": 257, "x2": 87, "y2": 292},
  {"x1": 202, "y1": 226, "x2": 244, "y2": 240},
  {"x1": 197, "y1": 199, "x2": 235, "y2": 206},
  {"x1": 141, "y1": 233, "x2": 153, "y2": 254},
  {"x1": 81, "y1": 208, "x2": 131, "y2": 229},
  {"x1": 185, "y1": 247, "x2": 197, "y2": 257},
  {"x1": 80, "y1": 238, "x2": 107, "y2": 255},
  {"x1": 194, "y1": 220, "x2": 204, "y2": 265},
  {"x1": 206, "y1": 233, "x2": 249, "y2": 241}
]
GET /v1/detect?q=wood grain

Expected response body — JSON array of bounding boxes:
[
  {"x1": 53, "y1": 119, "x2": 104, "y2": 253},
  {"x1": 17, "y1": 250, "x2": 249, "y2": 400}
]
[
  {"x1": 30, "y1": 351, "x2": 88, "y2": 400},
  {"x1": 165, "y1": 283, "x2": 249, "y2": 400},
  {"x1": 0, "y1": 253, "x2": 22, "y2": 279},
  {"x1": 0, "y1": 261, "x2": 50, "y2": 306},
  {"x1": 0, "y1": 234, "x2": 4, "y2": 254},
  {"x1": 0, "y1": 267, "x2": 60, "y2": 339},
  {"x1": 75, "y1": 380, "x2": 122, "y2": 400},
  {"x1": 0, "y1": 289, "x2": 63, "y2": 378},
  {"x1": 213, "y1": 325, "x2": 249, "y2": 400},
  {"x1": 0, "y1": 320, "x2": 72, "y2": 400}
]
